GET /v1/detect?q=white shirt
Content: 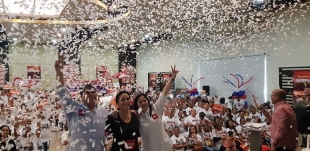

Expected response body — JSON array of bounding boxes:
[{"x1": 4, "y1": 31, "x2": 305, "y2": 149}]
[
  {"x1": 249, "y1": 112, "x2": 262, "y2": 121},
  {"x1": 234, "y1": 99, "x2": 245, "y2": 111},
  {"x1": 225, "y1": 99, "x2": 233, "y2": 109},
  {"x1": 139, "y1": 95, "x2": 173, "y2": 151},
  {"x1": 199, "y1": 108, "x2": 213, "y2": 120},
  {"x1": 184, "y1": 116, "x2": 200, "y2": 126},
  {"x1": 170, "y1": 135, "x2": 187, "y2": 151},
  {"x1": 163, "y1": 117, "x2": 180, "y2": 137},
  {"x1": 185, "y1": 107, "x2": 197, "y2": 116}
]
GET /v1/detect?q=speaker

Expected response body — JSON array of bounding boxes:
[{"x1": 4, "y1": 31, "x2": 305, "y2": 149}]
[{"x1": 202, "y1": 86, "x2": 210, "y2": 96}]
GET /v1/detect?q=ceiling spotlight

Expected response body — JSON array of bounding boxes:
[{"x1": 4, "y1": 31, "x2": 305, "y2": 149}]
[
  {"x1": 12, "y1": 38, "x2": 17, "y2": 41},
  {"x1": 88, "y1": 42, "x2": 93, "y2": 45},
  {"x1": 57, "y1": 33, "x2": 62, "y2": 37},
  {"x1": 145, "y1": 35, "x2": 149, "y2": 38}
]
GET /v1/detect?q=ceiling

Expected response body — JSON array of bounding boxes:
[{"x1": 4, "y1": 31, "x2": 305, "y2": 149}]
[{"x1": 0, "y1": 0, "x2": 308, "y2": 49}]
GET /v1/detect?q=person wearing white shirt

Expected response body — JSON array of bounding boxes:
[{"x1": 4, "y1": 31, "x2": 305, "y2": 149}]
[
  {"x1": 201, "y1": 124, "x2": 214, "y2": 151},
  {"x1": 234, "y1": 97, "x2": 245, "y2": 112},
  {"x1": 55, "y1": 58, "x2": 109, "y2": 151},
  {"x1": 132, "y1": 65, "x2": 179, "y2": 151},
  {"x1": 183, "y1": 109, "x2": 200, "y2": 130},
  {"x1": 235, "y1": 111, "x2": 246, "y2": 125},
  {"x1": 163, "y1": 110, "x2": 180, "y2": 137},
  {"x1": 212, "y1": 122, "x2": 226, "y2": 151},
  {"x1": 171, "y1": 127, "x2": 188, "y2": 151},
  {"x1": 199, "y1": 103, "x2": 213, "y2": 120},
  {"x1": 248, "y1": 107, "x2": 262, "y2": 121},
  {"x1": 186, "y1": 126, "x2": 203, "y2": 151},
  {"x1": 185, "y1": 101, "x2": 197, "y2": 116}
]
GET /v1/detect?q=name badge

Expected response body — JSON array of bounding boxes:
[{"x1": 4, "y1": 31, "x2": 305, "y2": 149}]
[
  {"x1": 125, "y1": 139, "x2": 136, "y2": 150},
  {"x1": 151, "y1": 114, "x2": 158, "y2": 120},
  {"x1": 78, "y1": 110, "x2": 85, "y2": 116}
]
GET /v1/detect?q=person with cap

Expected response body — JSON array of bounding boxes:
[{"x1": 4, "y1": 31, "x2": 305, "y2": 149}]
[{"x1": 55, "y1": 55, "x2": 109, "y2": 151}]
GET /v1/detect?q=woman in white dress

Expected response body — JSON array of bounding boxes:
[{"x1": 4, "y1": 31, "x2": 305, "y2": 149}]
[{"x1": 132, "y1": 65, "x2": 179, "y2": 151}]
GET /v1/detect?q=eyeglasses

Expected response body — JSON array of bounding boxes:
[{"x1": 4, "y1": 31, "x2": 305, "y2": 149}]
[{"x1": 269, "y1": 94, "x2": 277, "y2": 98}]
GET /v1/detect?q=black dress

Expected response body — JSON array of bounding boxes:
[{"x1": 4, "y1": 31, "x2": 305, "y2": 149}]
[
  {"x1": 0, "y1": 138, "x2": 17, "y2": 151},
  {"x1": 106, "y1": 112, "x2": 140, "y2": 151}
]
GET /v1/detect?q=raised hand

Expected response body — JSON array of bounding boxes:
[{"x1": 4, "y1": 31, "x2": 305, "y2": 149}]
[{"x1": 171, "y1": 65, "x2": 179, "y2": 79}]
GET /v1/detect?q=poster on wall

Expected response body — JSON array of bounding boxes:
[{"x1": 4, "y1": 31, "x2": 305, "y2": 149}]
[
  {"x1": 148, "y1": 72, "x2": 160, "y2": 91},
  {"x1": 118, "y1": 48, "x2": 137, "y2": 88},
  {"x1": 63, "y1": 65, "x2": 80, "y2": 92},
  {"x1": 27, "y1": 66, "x2": 41, "y2": 80},
  {"x1": 293, "y1": 70, "x2": 310, "y2": 97},
  {"x1": 96, "y1": 66, "x2": 108, "y2": 81},
  {"x1": 0, "y1": 65, "x2": 6, "y2": 85},
  {"x1": 160, "y1": 72, "x2": 173, "y2": 91}
]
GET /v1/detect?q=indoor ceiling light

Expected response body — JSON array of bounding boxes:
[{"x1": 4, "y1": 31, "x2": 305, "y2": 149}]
[
  {"x1": 88, "y1": 42, "x2": 93, "y2": 45},
  {"x1": 2, "y1": 0, "x2": 69, "y2": 17},
  {"x1": 12, "y1": 38, "x2": 17, "y2": 41},
  {"x1": 144, "y1": 35, "x2": 149, "y2": 38},
  {"x1": 57, "y1": 33, "x2": 62, "y2": 37}
]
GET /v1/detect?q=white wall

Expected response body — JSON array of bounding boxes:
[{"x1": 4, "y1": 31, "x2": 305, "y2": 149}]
[
  {"x1": 136, "y1": 7, "x2": 310, "y2": 100},
  {"x1": 8, "y1": 44, "x2": 118, "y2": 88}
]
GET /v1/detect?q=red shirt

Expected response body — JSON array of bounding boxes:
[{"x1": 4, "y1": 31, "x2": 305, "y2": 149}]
[{"x1": 271, "y1": 101, "x2": 297, "y2": 150}]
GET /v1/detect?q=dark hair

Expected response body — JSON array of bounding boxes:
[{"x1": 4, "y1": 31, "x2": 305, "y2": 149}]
[
  {"x1": 219, "y1": 97, "x2": 225, "y2": 105},
  {"x1": 225, "y1": 120, "x2": 238, "y2": 135},
  {"x1": 83, "y1": 84, "x2": 95, "y2": 92},
  {"x1": 133, "y1": 93, "x2": 152, "y2": 117},
  {"x1": 0, "y1": 125, "x2": 12, "y2": 137},
  {"x1": 115, "y1": 91, "x2": 131, "y2": 104}
]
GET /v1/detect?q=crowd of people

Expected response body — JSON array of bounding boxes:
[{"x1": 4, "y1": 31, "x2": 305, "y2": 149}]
[{"x1": 0, "y1": 56, "x2": 301, "y2": 151}]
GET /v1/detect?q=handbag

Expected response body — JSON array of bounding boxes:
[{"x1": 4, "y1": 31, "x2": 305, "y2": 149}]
[{"x1": 205, "y1": 139, "x2": 212, "y2": 147}]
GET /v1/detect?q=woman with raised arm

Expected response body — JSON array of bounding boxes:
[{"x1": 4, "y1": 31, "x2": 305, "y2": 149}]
[{"x1": 133, "y1": 65, "x2": 179, "y2": 151}]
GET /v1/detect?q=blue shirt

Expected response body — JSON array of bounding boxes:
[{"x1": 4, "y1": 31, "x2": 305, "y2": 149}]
[{"x1": 57, "y1": 86, "x2": 108, "y2": 151}]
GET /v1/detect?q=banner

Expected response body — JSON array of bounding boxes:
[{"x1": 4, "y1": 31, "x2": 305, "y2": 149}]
[
  {"x1": 293, "y1": 70, "x2": 310, "y2": 96},
  {"x1": 96, "y1": 66, "x2": 108, "y2": 81},
  {"x1": 13, "y1": 77, "x2": 38, "y2": 88},
  {"x1": 160, "y1": 72, "x2": 176, "y2": 91},
  {"x1": 63, "y1": 65, "x2": 80, "y2": 92},
  {"x1": 27, "y1": 66, "x2": 41, "y2": 80},
  {"x1": 148, "y1": 72, "x2": 160, "y2": 91},
  {"x1": 118, "y1": 48, "x2": 137, "y2": 88},
  {"x1": 0, "y1": 39, "x2": 9, "y2": 86}
]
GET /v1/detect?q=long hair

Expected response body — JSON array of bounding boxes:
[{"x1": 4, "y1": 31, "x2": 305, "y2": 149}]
[
  {"x1": 225, "y1": 119, "x2": 238, "y2": 135},
  {"x1": 133, "y1": 93, "x2": 152, "y2": 117},
  {"x1": 0, "y1": 125, "x2": 11, "y2": 138}
]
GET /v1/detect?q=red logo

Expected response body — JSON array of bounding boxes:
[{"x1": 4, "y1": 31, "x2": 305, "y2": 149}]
[
  {"x1": 151, "y1": 114, "x2": 158, "y2": 120},
  {"x1": 78, "y1": 110, "x2": 85, "y2": 116}
]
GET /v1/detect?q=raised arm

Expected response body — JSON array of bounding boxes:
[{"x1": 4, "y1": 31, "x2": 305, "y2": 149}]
[
  {"x1": 55, "y1": 54, "x2": 78, "y2": 112},
  {"x1": 154, "y1": 65, "x2": 179, "y2": 114}
]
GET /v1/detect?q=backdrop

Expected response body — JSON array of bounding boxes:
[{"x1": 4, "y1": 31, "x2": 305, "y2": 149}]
[{"x1": 198, "y1": 54, "x2": 266, "y2": 104}]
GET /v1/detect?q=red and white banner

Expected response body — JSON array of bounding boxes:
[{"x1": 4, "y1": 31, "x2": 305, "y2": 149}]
[
  {"x1": 13, "y1": 77, "x2": 38, "y2": 87},
  {"x1": 0, "y1": 65, "x2": 6, "y2": 85},
  {"x1": 63, "y1": 65, "x2": 80, "y2": 92},
  {"x1": 27, "y1": 66, "x2": 41, "y2": 80},
  {"x1": 293, "y1": 70, "x2": 310, "y2": 96}
]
